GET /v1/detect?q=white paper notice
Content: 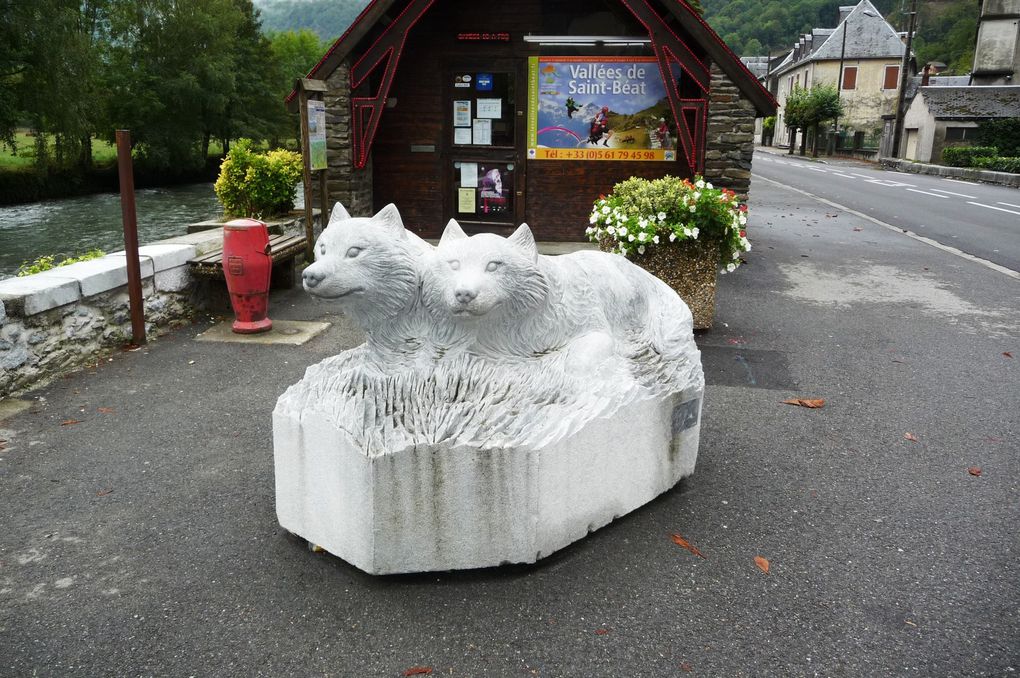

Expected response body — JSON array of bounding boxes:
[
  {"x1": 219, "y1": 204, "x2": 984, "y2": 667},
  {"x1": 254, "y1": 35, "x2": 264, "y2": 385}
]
[
  {"x1": 453, "y1": 100, "x2": 471, "y2": 127},
  {"x1": 472, "y1": 119, "x2": 492, "y2": 146},
  {"x1": 476, "y1": 98, "x2": 502, "y2": 119},
  {"x1": 460, "y1": 162, "x2": 478, "y2": 188},
  {"x1": 454, "y1": 127, "x2": 472, "y2": 145}
]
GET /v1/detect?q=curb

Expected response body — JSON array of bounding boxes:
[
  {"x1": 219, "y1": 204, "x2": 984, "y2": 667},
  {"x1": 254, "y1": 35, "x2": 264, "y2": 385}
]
[{"x1": 879, "y1": 158, "x2": 1020, "y2": 188}]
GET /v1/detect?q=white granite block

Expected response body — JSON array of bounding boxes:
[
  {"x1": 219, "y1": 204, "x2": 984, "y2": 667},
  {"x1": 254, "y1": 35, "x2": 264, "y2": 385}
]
[
  {"x1": 0, "y1": 275, "x2": 82, "y2": 315},
  {"x1": 33, "y1": 256, "x2": 150, "y2": 297},
  {"x1": 153, "y1": 264, "x2": 194, "y2": 292},
  {"x1": 117, "y1": 244, "x2": 197, "y2": 272}
]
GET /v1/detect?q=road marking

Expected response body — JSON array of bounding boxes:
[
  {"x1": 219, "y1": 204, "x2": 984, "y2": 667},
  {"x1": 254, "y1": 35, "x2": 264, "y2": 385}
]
[
  {"x1": 968, "y1": 201, "x2": 1020, "y2": 216},
  {"x1": 998, "y1": 201, "x2": 1020, "y2": 209},
  {"x1": 906, "y1": 188, "x2": 949, "y2": 198},
  {"x1": 867, "y1": 179, "x2": 915, "y2": 187},
  {"x1": 850, "y1": 173, "x2": 873, "y2": 179},
  {"x1": 831, "y1": 173, "x2": 856, "y2": 179},
  {"x1": 930, "y1": 188, "x2": 977, "y2": 199},
  {"x1": 806, "y1": 167, "x2": 828, "y2": 172},
  {"x1": 944, "y1": 178, "x2": 977, "y2": 185},
  {"x1": 752, "y1": 173, "x2": 1020, "y2": 281}
]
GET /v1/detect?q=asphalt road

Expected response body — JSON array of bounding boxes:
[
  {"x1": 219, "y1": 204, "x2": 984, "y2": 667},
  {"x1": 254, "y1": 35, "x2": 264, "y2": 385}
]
[
  {"x1": 753, "y1": 150, "x2": 1020, "y2": 273},
  {"x1": 1, "y1": 178, "x2": 1018, "y2": 676}
]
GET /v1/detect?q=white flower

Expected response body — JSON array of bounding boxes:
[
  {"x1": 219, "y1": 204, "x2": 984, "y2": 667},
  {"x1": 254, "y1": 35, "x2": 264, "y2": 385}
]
[
  {"x1": 618, "y1": 226, "x2": 628, "y2": 236},
  {"x1": 705, "y1": 182, "x2": 713, "y2": 190},
  {"x1": 683, "y1": 227, "x2": 692, "y2": 237},
  {"x1": 638, "y1": 245, "x2": 646, "y2": 254},
  {"x1": 691, "y1": 227, "x2": 700, "y2": 238},
  {"x1": 692, "y1": 192, "x2": 701, "y2": 201},
  {"x1": 653, "y1": 235, "x2": 660, "y2": 244},
  {"x1": 657, "y1": 212, "x2": 667, "y2": 221},
  {"x1": 669, "y1": 232, "x2": 677, "y2": 242},
  {"x1": 589, "y1": 213, "x2": 598, "y2": 224},
  {"x1": 607, "y1": 226, "x2": 616, "y2": 236},
  {"x1": 601, "y1": 205, "x2": 611, "y2": 215},
  {"x1": 744, "y1": 242, "x2": 752, "y2": 252},
  {"x1": 638, "y1": 232, "x2": 647, "y2": 242},
  {"x1": 638, "y1": 218, "x2": 647, "y2": 228},
  {"x1": 585, "y1": 226, "x2": 595, "y2": 235},
  {"x1": 695, "y1": 179, "x2": 705, "y2": 189},
  {"x1": 726, "y1": 262, "x2": 736, "y2": 272},
  {"x1": 689, "y1": 206, "x2": 696, "y2": 213},
  {"x1": 738, "y1": 214, "x2": 747, "y2": 226},
  {"x1": 732, "y1": 250, "x2": 740, "y2": 259}
]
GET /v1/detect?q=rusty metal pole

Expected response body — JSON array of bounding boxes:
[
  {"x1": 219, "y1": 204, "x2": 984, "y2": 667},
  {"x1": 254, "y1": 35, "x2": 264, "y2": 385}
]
[{"x1": 115, "y1": 130, "x2": 146, "y2": 345}]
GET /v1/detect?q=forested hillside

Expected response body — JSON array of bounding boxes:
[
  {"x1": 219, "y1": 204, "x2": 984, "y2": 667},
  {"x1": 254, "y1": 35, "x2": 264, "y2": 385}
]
[
  {"x1": 254, "y1": 0, "x2": 370, "y2": 40},
  {"x1": 704, "y1": 0, "x2": 978, "y2": 74}
]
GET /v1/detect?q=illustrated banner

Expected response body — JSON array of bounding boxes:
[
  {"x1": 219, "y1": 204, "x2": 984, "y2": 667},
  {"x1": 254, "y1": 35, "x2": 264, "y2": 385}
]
[
  {"x1": 527, "y1": 57, "x2": 676, "y2": 162},
  {"x1": 308, "y1": 100, "x2": 327, "y2": 171}
]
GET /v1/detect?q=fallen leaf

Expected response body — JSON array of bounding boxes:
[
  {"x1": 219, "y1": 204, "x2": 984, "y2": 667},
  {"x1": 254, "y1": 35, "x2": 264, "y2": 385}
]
[
  {"x1": 968, "y1": 466, "x2": 982, "y2": 477},
  {"x1": 905, "y1": 620, "x2": 917, "y2": 627},
  {"x1": 1004, "y1": 352, "x2": 1013, "y2": 358},
  {"x1": 754, "y1": 556, "x2": 770, "y2": 574},
  {"x1": 783, "y1": 398, "x2": 825, "y2": 409},
  {"x1": 97, "y1": 488, "x2": 114, "y2": 496},
  {"x1": 904, "y1": 433, "x2": 919, "y2": 442},
  {"x1": 853, "y1": 227, "x2": 863, "y2": 232},
  {"x1": 595, "y1": 628, "x2": 609, "y2": 636},
  {"x1": 402, "y1": 668, "x2": 432, "y2": 676},
  {"x1": 61, "y1": 419, "x2": 82, "y2": 426},
  {"x1": 670, "y1": 533, "x2": 706, "y2": 559},
  {"x1": 98, "y1": 407, "x2": 115, "y2": 414}
]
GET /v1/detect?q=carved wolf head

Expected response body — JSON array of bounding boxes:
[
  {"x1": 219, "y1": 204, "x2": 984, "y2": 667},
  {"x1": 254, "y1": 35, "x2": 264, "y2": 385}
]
[
  {"x1": 424, "y1": 220, "x2": 549, "y2": 320},
  {"x1": 302, "y1": 203, "x2": 422, "y2": 326}
]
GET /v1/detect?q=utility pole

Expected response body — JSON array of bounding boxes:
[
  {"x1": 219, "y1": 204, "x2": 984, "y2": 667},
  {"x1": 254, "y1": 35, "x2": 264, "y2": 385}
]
[
  {"x1": 890, "y1": 0, "x2": 918, "y2": 158},
  {"x1": 834, "y1": 20, "x2": 848, "y2": 144}
]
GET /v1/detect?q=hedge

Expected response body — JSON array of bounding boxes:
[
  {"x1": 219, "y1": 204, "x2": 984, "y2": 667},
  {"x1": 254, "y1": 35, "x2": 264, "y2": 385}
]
[
  {"x1": 941, "y1": 146, "x2": 998, "y2": 167},
  {"x1": 971, "y1": 156, "x2": 1020, "y2": 174}
]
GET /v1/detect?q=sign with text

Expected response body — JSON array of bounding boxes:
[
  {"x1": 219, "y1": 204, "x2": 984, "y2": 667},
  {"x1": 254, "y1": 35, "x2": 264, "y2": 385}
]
[
  {"x1": 527, "y1": 57, "x2": 676, "y2": 162},
  {"x1": 307, "y1": 99, "x2": 327, "y2": 171}
]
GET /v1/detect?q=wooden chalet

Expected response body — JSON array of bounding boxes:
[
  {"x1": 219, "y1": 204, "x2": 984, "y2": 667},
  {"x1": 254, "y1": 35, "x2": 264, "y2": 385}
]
[{"x1": 290, "y1": 0, "x2": 776, "y2": 240}]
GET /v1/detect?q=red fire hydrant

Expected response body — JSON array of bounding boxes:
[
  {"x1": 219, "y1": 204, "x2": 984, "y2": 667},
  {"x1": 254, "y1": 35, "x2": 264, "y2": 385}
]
[{"x1": 222, "y1": 218, "x2": 273, "y2": 334}]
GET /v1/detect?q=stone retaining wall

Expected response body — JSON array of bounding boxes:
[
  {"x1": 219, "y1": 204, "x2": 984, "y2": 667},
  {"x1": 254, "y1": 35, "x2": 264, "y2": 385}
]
[
  {"x1": 879, "y1": 158, "x2": 1020, "y2": 188},
  {"x1": 0, "y1": 214, "x2": 318, "y2": 399}
]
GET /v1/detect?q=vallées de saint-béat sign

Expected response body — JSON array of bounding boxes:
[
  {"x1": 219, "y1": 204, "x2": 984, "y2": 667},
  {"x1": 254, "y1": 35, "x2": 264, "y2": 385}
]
[{"x1": 567, "y1": 64, "x2": 650, "y2": 95}]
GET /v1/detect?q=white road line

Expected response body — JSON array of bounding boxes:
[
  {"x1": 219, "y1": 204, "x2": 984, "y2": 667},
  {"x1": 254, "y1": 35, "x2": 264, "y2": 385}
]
[
  {"x1": 751, "y1": 173, "x2": 1020, "y2": 281},
  {"x1": 998, "y1": 202, "x2": 1020, "y2": 209},
  {"x1": 850, "y1": 173, "x2": 873, "y2": 179},
  {"x1": 930, "y1": 188, "x2": 977, "y2": 199},
  {"x1": 968, "y1": 201, "x2": 1020, "y2": 216},
  {"x1": 831, "y1": 173, "x2": 856, "y2": 179},
  {"x1": 906, "y1": 188, "x2": 949, "y2": 198},
  {"x1": 867, "y1": 179, "x2": 915, "y2": 187},
  {"x1": 944, "y1": 178, "x2": 977, "y2": 185},
  {"x1": 806, "y1": 167, "x2": 828, "y2": 172}
]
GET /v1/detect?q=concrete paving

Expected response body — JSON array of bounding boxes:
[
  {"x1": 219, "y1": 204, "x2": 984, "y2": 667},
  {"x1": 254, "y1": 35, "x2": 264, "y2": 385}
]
[{"x1": 1, "y1": 177, "x2": 1017, "y2": 676}]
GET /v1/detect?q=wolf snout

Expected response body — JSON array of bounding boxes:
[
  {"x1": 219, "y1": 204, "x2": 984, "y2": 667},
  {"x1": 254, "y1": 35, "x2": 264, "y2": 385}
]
[
  {"x1": 454, "y1": 288, "x2": 477, "y2": 305},
  {"x1": 303, "y1": 267, "x2": 325, "y2": 288}
]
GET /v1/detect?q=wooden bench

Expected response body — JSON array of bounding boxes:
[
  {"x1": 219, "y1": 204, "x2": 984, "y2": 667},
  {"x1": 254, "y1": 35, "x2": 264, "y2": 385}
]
[{"x1": 188, "y1": 233, "x2": 307, "y2": 289}]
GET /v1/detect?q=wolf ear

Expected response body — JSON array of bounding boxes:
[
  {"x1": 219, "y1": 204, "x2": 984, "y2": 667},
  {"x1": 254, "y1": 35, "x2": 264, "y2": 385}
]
[
  {"x1": 374, "y1": 203, "x2": 406, "y2": 239},
  {"x1": 508, "y1": 223, "x2": 538, "y2": 261},
  {"x1": 439, "y1": 219, "x2": 468, "y2": 246},
  {"x1": 328, "y1": 202, "x2": 352, "y2": 226}
]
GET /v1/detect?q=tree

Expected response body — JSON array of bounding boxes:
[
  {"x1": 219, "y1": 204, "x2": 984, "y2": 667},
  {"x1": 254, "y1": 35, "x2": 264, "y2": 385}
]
[
  {"x1": 804, "y1": 85, "x2": 843, "y2": 157},
  {"x1": 784, "y1": 85, "x2": 809, "y2": 155}
]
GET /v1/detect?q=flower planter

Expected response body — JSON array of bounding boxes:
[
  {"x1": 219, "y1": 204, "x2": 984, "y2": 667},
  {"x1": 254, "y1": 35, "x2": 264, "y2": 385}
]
[{"x1": 599, "y1": 238, "x2": 720, "y2": 330}]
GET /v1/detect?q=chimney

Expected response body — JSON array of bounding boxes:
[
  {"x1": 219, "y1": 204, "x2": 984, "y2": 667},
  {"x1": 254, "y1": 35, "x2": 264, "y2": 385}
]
[
  {"x1": 921, "y1": 64, "x2": 931, "y2": 86},
  {"x1": 838, "y1": 5, "x2": 855, "y2": 23}
]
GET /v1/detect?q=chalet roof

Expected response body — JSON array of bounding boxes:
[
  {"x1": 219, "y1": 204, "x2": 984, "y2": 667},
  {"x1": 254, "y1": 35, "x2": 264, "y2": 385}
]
[
  {"x1": 291, "y1": 0, "x2": 776, "y2": 115},
  {"x1": 772, "y1": 0, "x2": 904, "y2": 77},
  {"x1": 918, "y1": 85, "x2": 1020, "y2": 119},
  {"x1": 740, "y1": 56, "x2": 769, "y2": 80},
  {"x1": 811, "y1": 0, "x2": 905, "y2": 60}
]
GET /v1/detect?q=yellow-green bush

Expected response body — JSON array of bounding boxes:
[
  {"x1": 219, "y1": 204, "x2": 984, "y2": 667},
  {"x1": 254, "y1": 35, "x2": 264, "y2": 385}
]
[{"x1": 214, "y1": 139, "x2": 303, "y2": 218}]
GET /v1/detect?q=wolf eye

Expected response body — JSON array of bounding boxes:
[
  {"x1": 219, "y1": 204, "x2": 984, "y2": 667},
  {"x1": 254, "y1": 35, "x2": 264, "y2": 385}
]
[
  {"x1": 319, "y1": 244, "x2": 326, "y2": 255},
  {"x1": 485, "y1": 261, "x2": 503, "y2": 272},
  {"x1": 346, "y1": 247, "x2": 362, "y2": 258},
  {"x1": 447, "y1": 259, "x2": 460, "y2": 270}
]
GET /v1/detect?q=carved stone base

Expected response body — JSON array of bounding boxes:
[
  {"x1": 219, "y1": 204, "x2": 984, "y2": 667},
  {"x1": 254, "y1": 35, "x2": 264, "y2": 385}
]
[{"x1": 273, "y1": 387, "x2": 702, "y2": 575}]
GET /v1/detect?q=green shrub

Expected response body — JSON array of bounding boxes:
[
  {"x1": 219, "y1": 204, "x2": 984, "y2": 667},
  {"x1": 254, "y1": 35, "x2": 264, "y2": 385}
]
[
  {"x1": 941, "y1": 146, "x2": 997, "y2": 167},
  {"x1": 17, "y1": 249, "x2": 106, "y2": 276},
  {"x1": 976, "y1": 118, "x2": 1020, "y2": 157},
  {"x1": 214, "y1": 139, "x2": 303, "y2": 218},
  {"x1": 971, "y1": 156, "x2": 1020, "y2": 173}
]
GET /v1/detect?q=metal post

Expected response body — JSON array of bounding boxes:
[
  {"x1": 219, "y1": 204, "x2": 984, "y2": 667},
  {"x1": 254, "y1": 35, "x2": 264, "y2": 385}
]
[
  {"x1": 891, "y1": 0, "x2": 918, "y2": 158},
  {"x1": 834, "y1": 21, "x2": 847, "y2": 145},
  {"x1": 115, "y1": 130, "x2": 146, "y2": 346}
]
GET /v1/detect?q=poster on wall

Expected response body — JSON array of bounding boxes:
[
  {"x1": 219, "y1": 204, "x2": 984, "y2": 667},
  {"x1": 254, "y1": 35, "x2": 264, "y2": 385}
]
[
  {"x1": 307, "y1": 99, "x2": 328, "y2": 170},
  {"x1": 527, "y1": 57, "x2": 677, "y2": 162}
]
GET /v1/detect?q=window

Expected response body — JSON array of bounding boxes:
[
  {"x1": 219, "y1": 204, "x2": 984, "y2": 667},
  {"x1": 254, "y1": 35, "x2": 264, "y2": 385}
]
[
  {"x1": 842, "y1": 66, "x2": 857, "y2": 90},
  {"x1": 945, "y1": 127, "x2": 975, "y2": 141},
  {"x1": 883, "y1": 65, "x2": 900, "y2": 90}
]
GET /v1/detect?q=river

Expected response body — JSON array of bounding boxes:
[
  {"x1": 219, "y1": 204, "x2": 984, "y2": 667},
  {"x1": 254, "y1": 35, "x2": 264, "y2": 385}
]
[{"x1": 0, "y1": 183, "x2": 225, "y2": 280}]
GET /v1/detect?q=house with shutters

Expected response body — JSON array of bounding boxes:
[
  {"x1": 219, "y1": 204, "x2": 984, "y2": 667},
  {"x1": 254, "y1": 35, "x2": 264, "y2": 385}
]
[
  {"x1": 287, "y1": 0, "x2": 775, "y2": 241},
  {"x1": 768, "y1": 0, "x2": 908, "y2": 150}
]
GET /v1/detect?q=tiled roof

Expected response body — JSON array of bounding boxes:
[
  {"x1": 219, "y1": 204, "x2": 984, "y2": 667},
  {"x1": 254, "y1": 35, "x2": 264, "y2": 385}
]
[
  {"x1": 919, "y1": 86, "x2": 1020, "y2": 119},
  {"x1": 811, "y1": 0, "x2": 906, "y2": 60},
  {"x1": 903, "y1": 75, "x2": 972, "y2": 101}
]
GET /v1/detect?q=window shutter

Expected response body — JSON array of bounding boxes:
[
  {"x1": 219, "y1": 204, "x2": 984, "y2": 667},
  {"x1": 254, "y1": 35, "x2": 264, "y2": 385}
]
[
  {"x1": 842, "y1": 67, "x2": 857, "y2": 90},
  {"x1": 884, "y1": 66, "x2": 900, "y2": 90}
]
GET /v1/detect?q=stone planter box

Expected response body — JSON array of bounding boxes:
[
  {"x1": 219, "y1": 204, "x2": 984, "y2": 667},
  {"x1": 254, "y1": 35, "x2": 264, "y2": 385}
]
[{"x1": 599, "y1": 239, "x2": 720, "y2": 330}]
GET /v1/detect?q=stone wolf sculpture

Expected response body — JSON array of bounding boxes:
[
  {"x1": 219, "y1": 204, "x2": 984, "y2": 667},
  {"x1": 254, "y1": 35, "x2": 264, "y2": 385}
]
[{"x1": 422, "y1": 219, "x2": 697, "y2": 373}]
